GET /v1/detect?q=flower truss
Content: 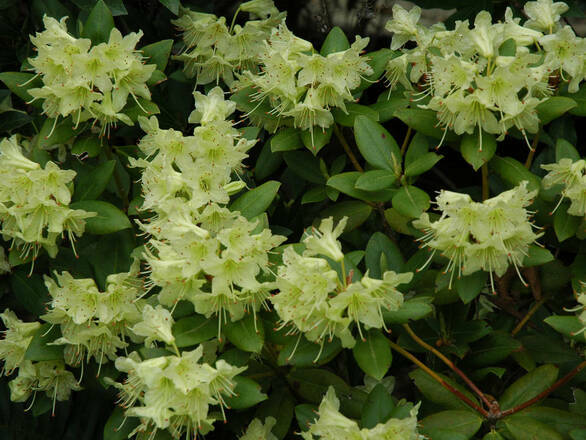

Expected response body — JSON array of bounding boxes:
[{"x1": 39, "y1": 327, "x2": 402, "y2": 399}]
[
  {"x1": 28, "y1": 16, "x2": 156, "y2": 137},
  {"x1": 413, "y1": 182, "x2": 542, "y2": 291},
  {"x1": 384, "y1": 0, "x2": 586, "y2": 150}
]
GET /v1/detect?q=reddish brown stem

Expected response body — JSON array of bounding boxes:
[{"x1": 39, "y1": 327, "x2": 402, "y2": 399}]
[{"x1": 501, "y1": 360, "x2": 586, "y2": 417}]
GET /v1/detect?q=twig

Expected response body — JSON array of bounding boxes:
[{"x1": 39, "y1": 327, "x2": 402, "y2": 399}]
[
  {"x1": 501, "y1": 360, "x2": 586, "y2": 417},
  {"x1": 524, "y1": 131, "x2": 540, "y2": 169},
  {"x1": 386, "y1": 337, "x2": 489, "y2": 417},
  {"x1": 400, "y1": 126, "x2": 412, "y2": 155},
  {"x1": 511, "y1": 297, "x2": 547, "y2": 337},
  {"x1": 334, "y1": 124, "x2": 363, "y2": 172},
  {"x1": 402, "y1": 323, "x2": 495, "y2": 411}
]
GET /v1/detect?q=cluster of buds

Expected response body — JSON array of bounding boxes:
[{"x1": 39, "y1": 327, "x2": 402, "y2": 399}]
[
  {"x1": 28, "y1": 16, "x2": 155, "y2": 137},
  {"x1": 0, "y1": 136, "x2": 94, "y2": 260},
  {"x1": 413, "y1": 182, "x2": 542, "y2": 291},
  {"x1": 272, "y1": 217, "x2": 412, "y2": 354},
  {"x1": 385, "y1": 0, "x2": 585, "y2": 150}
]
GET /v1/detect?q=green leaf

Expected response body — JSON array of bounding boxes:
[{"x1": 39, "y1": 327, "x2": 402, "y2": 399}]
[
  {"x1": 255, "y1": 140, "x2": 283, "y2": 181},
  {"x1": 569, "y1": 83, "x2": 586, "y2": 116},
  {"x1": 283, "y1": 151, "x2": 325, "y2": 184},
  {"x1": 82, "y1": 0, "x2": 114, "y2": 44},
  {"x1": 302, "y1": 127, "x2": 333, "y2": 155},
  {"x1": 537, "y1": 96, "x2": 577, "y2": 125},
  {"x1": 38, "y1": 117, "x2": 76, "y2": 149},
  {"x1": 554, "y1": 206, "x2": 581, "y2": 242},
  {"x1": 254, "y1": 388, "x2": 295, "y2": 440},
  {"x1": 555, "y1": 138, "x2": 581, "y2": 162},
  {"x1": 141, "y1": 39, "x2": 173, "y2": 72},
  {"x1": 354, "y1": 170, "x2": 396, "y2": 191},
  {"x1": 395, "y1": 108, "x2": 457, "y2": 142},
  {"x1": 404, "y1": 132, "x2": 429, "y2": 166},
  {"x1": 499, "y1": 364, "x2": 558, "y2": 410},
  {"x1": 0, "y1": 72, "x2": 43, "y2": 103},
  {"x1": 352, "y1": 330, "x2": 392, "y2": 381},
  {"x1": 503, "y1": 416, "x2": 564, "y2": 440},
  {"x1": 318, "y1": 201, "x2": 372, "y2": 231},
  {"x1": 354, "y1": 115, "x2": 401, "y2": 174},
  {"x1": 460, "y1": 132, "x2": 497, "y2": 171},
  {"x1": 73, "y1": 160, "x2": 116, "y2": 201},
  {"x1": 361, "y1": 384, "x2": 394, "y2": 429},
  {"x1": 455, "y1": 271, "x2": 488, "y2": 304},
  {"x1": 71, "y1": 136, "x2": 102, "y2": 158},
  {"x1": 25, "y1": 324, "x2": 64, "y2": 361},
  {"x1": 515, "y1": 407, "x2": 586, "y2": 436},
  {"x1": 10, "y1": 271, "x2": 49, "y2": 315},
  {"x1": 483, "y1": 431, "x2": 506, "y2": 440},
  {"x1": 405, "y1": 152, "x2": 443, "y2": 177},
  {"x1": 72, "y1": 0, "x2": 127, "y2": 15},
  {"x1": 333, "y1": 104, "x2": 379, "y2": 127},
  {"x1": 173, "y1": 314, "x2": 218, "y2": 348},
  {"x1": 571, "y1": 430, "x2": 586, "y2": 440},
  {"x1": 544, "y1": 316, "x2": 586, "y2": 342},
  {"x1": 230, "y1": 181, "x2": 280, "y2": 219},
  {"x1": 224, "y1": 376, "x2": 268, "y2": 410},
  {"x1": 224, "y1": 313, "x2": 265, "y2": 353},
  {"x1": 124, "y1": 98, "x2": 160, "y2": 122},
  {"x1": 409, "y1": 368, "x2": 479, "y2": 411},
  {"x1": 499, "y1": 38, "x2": 516, "y2": 56},
  {"x1": 301, "y1": 186, "x2": 327, "y2": 204},
  {"x1": 354, "y1": 49, "x2": 396, "y2": 94},
  {"x1": 271, "y1": 128, "x2": 302, "y2": 152},
  {"x1": 295, "y1": 404, "x2": 318, "y2": 432},
  {"x1": 70, "y1": 200, "x2": 132, "y2": 234},
  {"x1": 159, "y1": 0, "x2": 179, "y2": 14},
  {"x1": 467, "y1": 331, "x2": 521, "y2": 367},
  {"x1": 491, "y1": 156, "x2": 541, "y2": 193},
  {"x1": 287, "y1": 369, "x2": 367, "y2": 419},
  {"x1": 370, "y1": 95, "x2": 409, "y2": 122},
  {"x1": 320, "y1": 26, "x2": 350, "y2": 56},
  {"x1": 103, "y1": 407, "x2": 139, "y2": 440},
  {"x1": 420, "y1": 410, "x2": 483, "y2": 440},
  {"x1": 365, "y1": 232, "x2": 404, "y2": 278},
  {"x1": 383, "y1": 297, "x2": 433, "y2": 324},
  {"x1": 277, "y1": 336, "x2": 342, "y2": 367},
  {"x1": 327, "y1": 172, "x2": 395, "y2": 202},
  {"x1": 392, "y1": 185, "x2": 430, "y2": 219},
  {"x1": 522, "y1": 245, "x2": 554, "y2": 267}
]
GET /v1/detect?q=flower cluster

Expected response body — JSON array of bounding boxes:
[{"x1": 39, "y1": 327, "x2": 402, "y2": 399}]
[
  {"x1": 272, "y1": 217, "x2": 412, "y2": 351},
  {"x1": 41, "y1": 262, "x2": 145, "y2": 369},
  {"x1": 112, "y1": 346, "x2": 245, "y2": 438},
  {"x1": 542, "y1": 158, "x2": 586, "y2": 217},
  {"x1": 0, "y1": 136, "x2": 94, "y2": 259},
  {"x1": 300, "y1": 387, "x2": 423, "y2": 440},
  {"x1": 565, "y1": 282, "x2": 586, "y2": 338},
  {"x1": 235, "y1": 23, "x2": 373, "y2": 139},
  {"x1": 384, "y1": 0, "x2": 585, "y2": 149},
  {"x1": 0, "y1": 310, "x2": 80, "y2": 413},
  {"x1": 413, "y1": 182, "x2": 542, "y2": 291},
  {"x1": 131, "y1": 87, "x2": 286, "y2": 333},
  {"x1": 28, "y1": 16, "x2": 155, "y2": 136},
  {"x1": 172, "y1": 0, "x2": 285, "y2": 86}
]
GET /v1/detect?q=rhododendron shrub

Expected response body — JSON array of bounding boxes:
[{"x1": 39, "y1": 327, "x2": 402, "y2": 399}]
[{"x1": 0, "y1": 0, "x2": 584, "y2": 439}]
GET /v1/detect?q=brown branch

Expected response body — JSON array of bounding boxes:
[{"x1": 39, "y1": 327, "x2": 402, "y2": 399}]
[
  {"x1": 501, "y1": 360, "x2": 586, "y2": 417},
  {"x1": 402, "y1": 323, "x2": 496, "y2": 412},
  {"x1": 524, "y1": 131, "x2": 540, "y2": 169},
  {"x1": 387, "y1": 337, "x2": 489, "y2": 418},
  {"x1": 400, "y1": 126, "x2": 412, "y2": 155}
]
